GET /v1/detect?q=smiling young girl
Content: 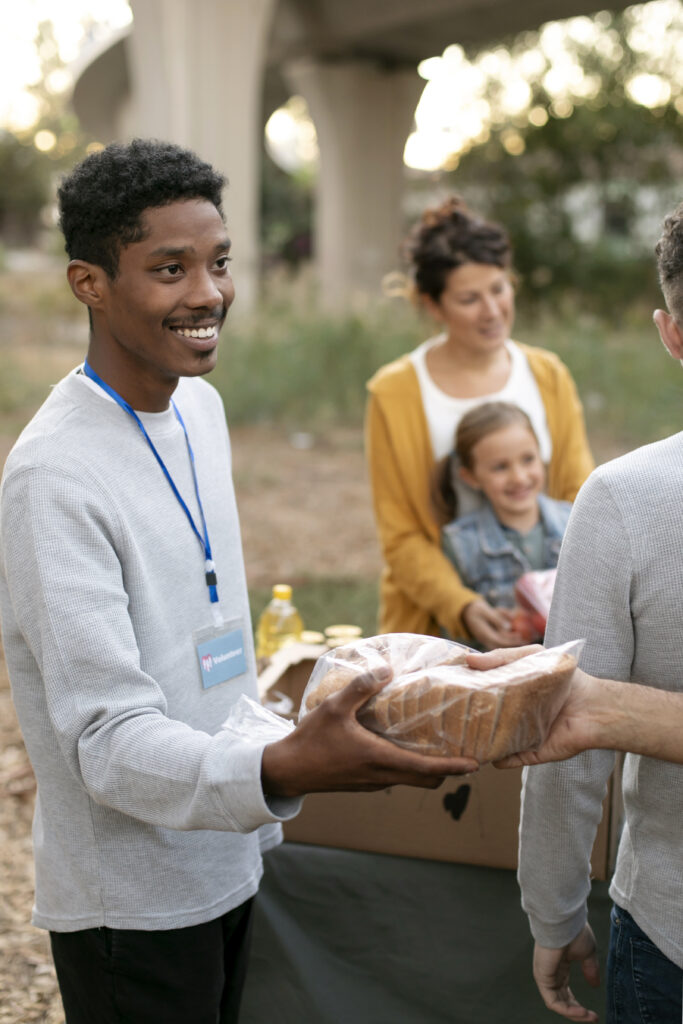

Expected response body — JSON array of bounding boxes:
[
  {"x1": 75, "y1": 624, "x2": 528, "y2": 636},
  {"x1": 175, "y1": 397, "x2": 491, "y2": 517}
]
[
  {"x1": 433, "y1": 401, "x2": 572, "y2": 641},
  {"x1": 365, "y1": 196, "x2": 593, "y2": 649}
]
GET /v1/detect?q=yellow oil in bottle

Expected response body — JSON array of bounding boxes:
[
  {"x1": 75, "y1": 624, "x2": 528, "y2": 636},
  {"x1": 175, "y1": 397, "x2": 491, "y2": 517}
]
[{"x1": 255, "y1": 584, "x2": 304, "y2": 659}]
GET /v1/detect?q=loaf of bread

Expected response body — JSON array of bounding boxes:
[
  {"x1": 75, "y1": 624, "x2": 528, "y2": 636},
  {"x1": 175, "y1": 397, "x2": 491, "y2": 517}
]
[{"x1": 300, "y1": 634, "x2": 578, "y2": 763}]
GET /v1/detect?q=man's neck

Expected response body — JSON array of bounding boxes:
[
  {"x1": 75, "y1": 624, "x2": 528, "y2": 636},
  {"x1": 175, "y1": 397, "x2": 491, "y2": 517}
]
[{"x1": 85, "y1": 347, "x2": 177, "y2": 412}]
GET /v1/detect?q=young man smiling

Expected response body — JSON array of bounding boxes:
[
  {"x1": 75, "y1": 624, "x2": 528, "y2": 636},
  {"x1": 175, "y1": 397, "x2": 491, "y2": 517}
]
[{"x1": 0, "y1": 139, "x2": 476, "y2": 1024}]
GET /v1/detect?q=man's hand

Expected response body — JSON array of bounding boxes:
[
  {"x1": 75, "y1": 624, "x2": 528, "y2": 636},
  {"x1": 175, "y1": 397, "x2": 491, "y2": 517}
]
[
  {"x1": 465, "y1": 647, "x2": 602, "y2": 767},
  {"x1": 261, "y1": 668, "x2": 479, "y2": 798},
  {"x1": 532, "y1": 927, "x2": 600, "y2": 1021},
  {"x1": 461, "y1": 599, "x2": 529, "y2": 650}
]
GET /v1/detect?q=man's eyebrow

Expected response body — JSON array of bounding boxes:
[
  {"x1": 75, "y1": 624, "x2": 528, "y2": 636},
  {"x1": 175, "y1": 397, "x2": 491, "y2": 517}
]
[{"x1": 147, "y1": 238, "x2": 231, "y2": 259}]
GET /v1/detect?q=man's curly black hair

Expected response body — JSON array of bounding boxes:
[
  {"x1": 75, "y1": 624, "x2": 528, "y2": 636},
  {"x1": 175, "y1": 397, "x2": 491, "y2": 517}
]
[
  {"x1": 57, "y1": 138, "x2": 227, "y2": 279},
  {"x1": 655, "y1": 202, "x2": 683, "y2": 322}
]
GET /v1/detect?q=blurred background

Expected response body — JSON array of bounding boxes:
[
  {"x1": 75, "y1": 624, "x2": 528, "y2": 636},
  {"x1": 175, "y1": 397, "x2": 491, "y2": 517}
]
[
  {"x1": 0, "y1": 3, "x2": 682, "y2": 1019},
  {"x1": 1, "y1": 0, "x2": 682, "y2": 631}
]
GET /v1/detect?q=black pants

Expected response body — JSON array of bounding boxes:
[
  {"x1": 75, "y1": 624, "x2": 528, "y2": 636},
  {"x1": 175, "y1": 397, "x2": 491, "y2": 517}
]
[{"x1": 50, "y1": 898, "x2": 254, "y2": 1024}]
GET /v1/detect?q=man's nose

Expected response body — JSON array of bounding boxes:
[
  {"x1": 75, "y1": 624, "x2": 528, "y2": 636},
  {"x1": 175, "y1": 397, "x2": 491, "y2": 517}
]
[{"x1": 186, "y1": 269, "x2": 225, "y2": 308}]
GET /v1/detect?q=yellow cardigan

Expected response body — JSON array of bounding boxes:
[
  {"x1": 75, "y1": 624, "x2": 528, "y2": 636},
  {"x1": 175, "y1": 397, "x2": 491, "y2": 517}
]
[{"x1": 365, "y1": 342, "x2": 595, "y2": 639}]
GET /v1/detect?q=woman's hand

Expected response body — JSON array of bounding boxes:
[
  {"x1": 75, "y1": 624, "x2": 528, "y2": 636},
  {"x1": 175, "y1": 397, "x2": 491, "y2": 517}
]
[{"x1": 461, "y1": 599, "x2": 529, "y2": 651}]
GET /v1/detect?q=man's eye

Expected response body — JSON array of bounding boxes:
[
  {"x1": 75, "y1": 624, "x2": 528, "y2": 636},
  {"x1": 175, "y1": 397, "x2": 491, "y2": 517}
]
[
  {"x1": 159, "y1": 264, "x2": 183, "y2": 277},
  {"x1": 215, "y1": 255, "x2": 232, "y2": 270}
]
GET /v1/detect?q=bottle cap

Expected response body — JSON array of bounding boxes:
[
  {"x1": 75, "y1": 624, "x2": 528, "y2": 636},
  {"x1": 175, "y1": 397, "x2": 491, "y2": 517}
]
[{"x1": 272, "y1": 584, "x2": 292, "y2": 601}]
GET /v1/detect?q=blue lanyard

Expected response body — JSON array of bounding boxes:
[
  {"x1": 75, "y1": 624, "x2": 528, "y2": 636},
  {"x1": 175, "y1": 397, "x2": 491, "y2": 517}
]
[{"x1": 82, "y1": 360, "x2": 219, "y2": 609}]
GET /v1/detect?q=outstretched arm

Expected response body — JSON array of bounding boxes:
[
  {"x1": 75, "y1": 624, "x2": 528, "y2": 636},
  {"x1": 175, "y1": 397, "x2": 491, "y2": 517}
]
[
  {"x1": 467, "y1": 647, "x2": 683, "y2": 766},
  {"x1": 261, "y1": 668, "x2": 478, "y2": 797}
]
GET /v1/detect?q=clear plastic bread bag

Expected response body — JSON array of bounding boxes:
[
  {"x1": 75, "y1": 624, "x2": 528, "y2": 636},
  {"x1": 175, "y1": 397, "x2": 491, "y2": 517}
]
[
  {"x1": 512, "y1": 568, "x2": 558, "y2": 640},
  {"x1": 299, "y1": 633, "x2": 584, "y2": 764}
]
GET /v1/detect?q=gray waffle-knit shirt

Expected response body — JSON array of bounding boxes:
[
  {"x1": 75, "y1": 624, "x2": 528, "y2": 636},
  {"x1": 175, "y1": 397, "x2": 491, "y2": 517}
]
[
  {"x1": 518, "y1": 433, "x2": 683, "y2": 969},
  {"x1": 0, "y1": 369, "x2": 299, "y2": 932}
]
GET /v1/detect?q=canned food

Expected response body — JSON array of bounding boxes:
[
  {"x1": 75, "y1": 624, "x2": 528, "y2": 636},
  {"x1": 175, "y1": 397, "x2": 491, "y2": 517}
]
[
  {"x1": 300, "y1": 630, "x2": 326, "y2": 645},
  {"x1": 324, "y1": 624, "x2": 363, "y2": 640}
]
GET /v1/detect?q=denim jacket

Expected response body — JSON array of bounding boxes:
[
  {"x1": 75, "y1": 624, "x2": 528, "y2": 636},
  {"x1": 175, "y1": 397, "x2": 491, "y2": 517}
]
[{"x1": 441, "y1": 493, "x2": 572, "y2": 609}]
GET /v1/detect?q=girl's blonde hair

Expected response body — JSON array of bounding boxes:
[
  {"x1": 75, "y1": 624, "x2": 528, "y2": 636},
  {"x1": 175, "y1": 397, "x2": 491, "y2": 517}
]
[{"x1": 432, "y1": 401, "x2": 538, "y2": 525}]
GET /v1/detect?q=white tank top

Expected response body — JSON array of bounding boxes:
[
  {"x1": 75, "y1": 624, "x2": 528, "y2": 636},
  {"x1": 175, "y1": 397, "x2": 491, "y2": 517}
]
[{"x1": 410, "y1": 336, "x2": 552, "y2": 516}]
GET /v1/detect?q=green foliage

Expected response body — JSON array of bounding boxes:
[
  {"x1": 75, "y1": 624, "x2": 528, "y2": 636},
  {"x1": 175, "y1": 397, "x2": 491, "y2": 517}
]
[
  {"x1": 0, "y1": 133, "x2": 52, "y2": 244},
  {"x1": 260, "y1": 155, "x2": 313, "y2": 268},
  {"x1": 519, "y1": 307, "x2": 683, "y2": 450},
  {"x1": 445, "y1": 11, "x2": 683, "y2": 315},
  {"x1": 208, "y1": 287, "x2": 423, "y2": 429},
  {"x1": 204, "y1": 281, "x2": 683, "y2": 456},
  {"x1": 0, "y1": 21, "x2": 93, "y2": 247},
  {"x1": 249, "y1": 578, "x2": 380, "y2": 638}
]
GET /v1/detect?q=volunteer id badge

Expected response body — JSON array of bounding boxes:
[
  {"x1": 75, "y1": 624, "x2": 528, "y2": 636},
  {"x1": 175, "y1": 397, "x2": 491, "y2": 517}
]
[{"x1": 194, "y1": 617, "x2": 247, "y2": 689}]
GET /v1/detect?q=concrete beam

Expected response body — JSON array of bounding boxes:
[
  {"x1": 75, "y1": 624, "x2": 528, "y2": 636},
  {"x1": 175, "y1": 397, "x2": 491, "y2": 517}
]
[
  {"x1": 124, "y1": 0, "x2": 277, "y2": 312},
  {"x1": 286, "y1": 59, "x2": 423, "y2": 310}
]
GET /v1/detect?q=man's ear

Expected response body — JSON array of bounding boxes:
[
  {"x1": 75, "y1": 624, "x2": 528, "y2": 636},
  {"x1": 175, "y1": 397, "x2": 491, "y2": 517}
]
[
  {"x1": 458, "y1": 465, "x2": 481, "y2": 491},
  {"x1": 66, "y1": 260, "x2": 109, "y2": 310},
  {"x1": 653, "y1": 308, "x2": 683, "y2": 361}
]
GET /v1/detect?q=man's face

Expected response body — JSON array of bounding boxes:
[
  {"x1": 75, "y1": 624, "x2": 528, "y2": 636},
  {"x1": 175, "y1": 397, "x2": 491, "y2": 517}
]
[{"x1": 93, "y1": 199, "x2": 234, "y2": 409}]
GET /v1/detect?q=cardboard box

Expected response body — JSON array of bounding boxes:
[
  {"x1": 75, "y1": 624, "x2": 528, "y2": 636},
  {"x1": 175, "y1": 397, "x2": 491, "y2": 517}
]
[{"x1": 259, "y1": 645, "x2": 621, "y2": 880}]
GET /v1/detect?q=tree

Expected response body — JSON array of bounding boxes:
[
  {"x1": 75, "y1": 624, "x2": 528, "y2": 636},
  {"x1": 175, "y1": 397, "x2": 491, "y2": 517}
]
[{"x1": 418, "y1": 6, "x2": 683, "y2": 312}]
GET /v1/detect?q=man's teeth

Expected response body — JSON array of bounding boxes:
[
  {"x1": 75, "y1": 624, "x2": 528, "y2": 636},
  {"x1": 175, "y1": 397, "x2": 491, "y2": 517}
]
[{"x1": 174, "y1": 327, "x2": 216, "y2": 339}]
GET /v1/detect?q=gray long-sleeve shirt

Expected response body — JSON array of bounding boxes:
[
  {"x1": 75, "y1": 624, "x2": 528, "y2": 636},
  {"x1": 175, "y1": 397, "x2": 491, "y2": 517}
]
[
  {"x1": 0, "y1": 369, "x2": 298, "y2": 932},
  {"x1": 518, "y1": 433, "x2": 683, "y2": 969}
]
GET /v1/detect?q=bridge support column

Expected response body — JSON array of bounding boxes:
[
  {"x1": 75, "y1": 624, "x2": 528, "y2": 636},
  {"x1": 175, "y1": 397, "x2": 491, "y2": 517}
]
[
  {"x1": 285, "y1": 59, "x2": 423, "y2": 310},
  {"x1": 128, "y1": 0, "x2": 276, "y2": 312}
]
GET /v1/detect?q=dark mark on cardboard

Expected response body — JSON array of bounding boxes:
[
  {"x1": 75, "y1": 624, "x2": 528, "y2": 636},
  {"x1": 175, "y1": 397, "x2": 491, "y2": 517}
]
[{"x1": 443, "y1": 784, "x2": 471, "y2": 821}]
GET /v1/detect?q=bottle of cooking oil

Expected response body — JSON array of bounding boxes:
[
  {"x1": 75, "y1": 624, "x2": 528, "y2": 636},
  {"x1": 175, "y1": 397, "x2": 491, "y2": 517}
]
[{"x1": 255, "y1": 584, "x2": 304, "y2": 659}]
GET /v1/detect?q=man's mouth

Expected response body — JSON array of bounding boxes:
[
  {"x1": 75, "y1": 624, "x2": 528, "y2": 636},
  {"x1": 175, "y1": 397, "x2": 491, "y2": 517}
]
[
  {"x1": 171, "y1": 325, "x2": 219, "y2": 340},
  {"x1": 166, "y1": 307, "x2": 226, "y2": 342}
]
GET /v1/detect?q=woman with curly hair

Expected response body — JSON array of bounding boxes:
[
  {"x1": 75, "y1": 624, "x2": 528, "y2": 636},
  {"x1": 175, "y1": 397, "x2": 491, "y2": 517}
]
[{"x1": 366, "y1": 196, "x2": 594, "y2": 649}]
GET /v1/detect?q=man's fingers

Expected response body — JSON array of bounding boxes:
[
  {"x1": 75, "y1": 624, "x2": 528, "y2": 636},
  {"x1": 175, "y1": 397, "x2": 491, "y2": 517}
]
[
  {"x1": 493, "y1": 749, "x2": 543, "y2": 768},
  {"x1": 327, "y1": 668, "x2": 393, "y2": 712},
  {"x1": 536, "y1": 981, "x2": 598, "y2": 1022},
  {"x1": 545, "y1": 998, "x2": 598, "y2": 1021},
  {"x1": 466, "y1": 644, "x2": 543, "y2": 670},
  {"x1": 581, "y1": 955, "x2": 601, "y2": 989},
  {"x1": 364, "y1": 732, "x2": 479, "y2": 779}
]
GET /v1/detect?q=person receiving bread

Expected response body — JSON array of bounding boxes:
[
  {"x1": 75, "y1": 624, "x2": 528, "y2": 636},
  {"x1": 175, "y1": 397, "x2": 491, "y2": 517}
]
[
  {"x1": 469, "y1": 207, "x2": 683, "y2": 1024},
  {"x1": 366, "y1": 196, "x2": 593, "y2": 650},
  {"x1": 434, "y1": 401, "x2": 571, "y2": 644},
  {"x1": 468, "y1": 645, "x2": 683, "y2": 769}
]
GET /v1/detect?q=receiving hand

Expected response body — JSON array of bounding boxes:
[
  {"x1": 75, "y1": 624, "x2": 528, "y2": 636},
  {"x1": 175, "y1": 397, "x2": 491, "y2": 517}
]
[
  {"x1": 465, "y1": 647, "x2": 600, "y2": 767},
  {"x1": 261, "y1": 668, "x2": 479, "y2": 798},
  {"x1": 461, "y1": 599, "x2": 529, "y2": 650},
  {"x1": 532, "y1": 927, "x2": 600, "y2": 1021}
]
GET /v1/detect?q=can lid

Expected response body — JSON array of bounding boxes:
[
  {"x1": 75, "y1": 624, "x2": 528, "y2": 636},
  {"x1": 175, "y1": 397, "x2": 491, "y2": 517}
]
[
  {"x1": 301, "y1": 630, "x2": 326, "y2": 644},
  {"x1": 272, "y1": 584, "x2": 292, "y2": 600},
  {"x1": 324, "y1": 624, "x2": 363, "y2": 639}
]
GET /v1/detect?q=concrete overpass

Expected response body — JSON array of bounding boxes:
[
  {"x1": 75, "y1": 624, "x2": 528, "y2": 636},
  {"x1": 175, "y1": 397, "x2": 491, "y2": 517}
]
[{"x1": 71, "y1": 0, "x2": 629, "y2": 310}]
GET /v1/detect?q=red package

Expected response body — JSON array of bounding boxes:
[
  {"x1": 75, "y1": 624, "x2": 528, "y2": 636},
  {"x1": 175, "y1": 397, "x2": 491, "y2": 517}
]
[{"x1": 511, "y1": 569, "x2": 558, "y2": 641}]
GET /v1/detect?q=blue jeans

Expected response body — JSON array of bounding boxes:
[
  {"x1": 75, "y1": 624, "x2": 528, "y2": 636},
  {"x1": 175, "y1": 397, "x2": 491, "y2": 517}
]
[{"x1": 607, "y1": 904, "x2": 682, "y2": 1024}]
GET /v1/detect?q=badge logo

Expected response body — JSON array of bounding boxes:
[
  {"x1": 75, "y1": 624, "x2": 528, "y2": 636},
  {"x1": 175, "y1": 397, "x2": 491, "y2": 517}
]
[{"x1": 201, "y1": 654, "x2": 214, "y2": 672}]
